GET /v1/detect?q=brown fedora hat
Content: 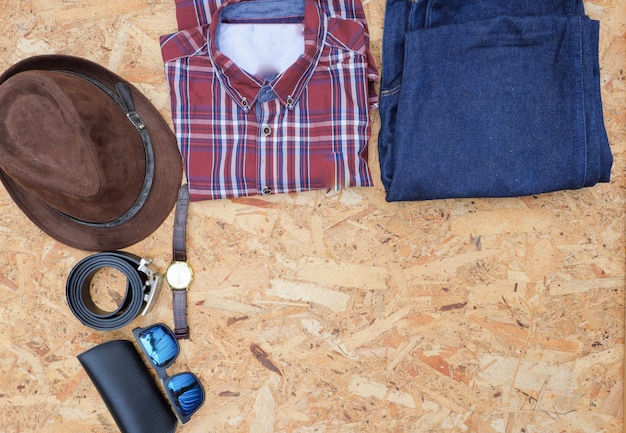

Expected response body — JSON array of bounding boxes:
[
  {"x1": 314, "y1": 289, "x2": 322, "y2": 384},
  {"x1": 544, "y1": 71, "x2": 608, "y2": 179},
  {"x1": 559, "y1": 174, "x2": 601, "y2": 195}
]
[{"x1": 0, "y1": 55, "x2": 183, "y2": 251}]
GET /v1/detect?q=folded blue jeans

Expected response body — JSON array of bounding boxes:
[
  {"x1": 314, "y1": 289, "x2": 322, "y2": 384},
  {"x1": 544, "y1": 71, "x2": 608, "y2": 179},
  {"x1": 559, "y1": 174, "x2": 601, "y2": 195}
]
[{"x1": 378, "y1": 0, "x2": 613, "y2": 201}]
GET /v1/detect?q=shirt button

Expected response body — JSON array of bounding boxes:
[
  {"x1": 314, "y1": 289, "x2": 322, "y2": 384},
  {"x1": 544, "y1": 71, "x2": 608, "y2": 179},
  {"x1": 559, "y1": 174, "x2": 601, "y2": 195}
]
[
  {"x1": 262, "y1": 125, "x2": 272, "y2": 137},
  {"x1": 262, "y1": 187, "x2": 272, "y2": 195}
]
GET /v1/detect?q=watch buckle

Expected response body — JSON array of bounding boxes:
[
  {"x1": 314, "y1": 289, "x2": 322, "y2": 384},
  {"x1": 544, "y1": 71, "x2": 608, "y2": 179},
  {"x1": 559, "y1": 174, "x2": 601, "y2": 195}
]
[{"x1": 138, "y1": 258, "x2": 164, "y2": 316}]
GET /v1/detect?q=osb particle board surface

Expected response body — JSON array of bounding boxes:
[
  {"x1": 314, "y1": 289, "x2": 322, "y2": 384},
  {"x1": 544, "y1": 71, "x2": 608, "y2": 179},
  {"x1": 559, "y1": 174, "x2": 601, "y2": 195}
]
[{"x1": 0, "y1": 1, "x2": 624, "y2": 432}]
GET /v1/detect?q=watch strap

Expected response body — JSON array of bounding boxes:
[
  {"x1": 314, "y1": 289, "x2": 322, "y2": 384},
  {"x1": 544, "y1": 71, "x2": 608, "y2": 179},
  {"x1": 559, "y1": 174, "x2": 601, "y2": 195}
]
[
  {"x1": 172, "y1": 289, "x2": 189, "y2": 340},
  {"x1": 172, "y1": 184, "x2": 190, "y2": 262}
]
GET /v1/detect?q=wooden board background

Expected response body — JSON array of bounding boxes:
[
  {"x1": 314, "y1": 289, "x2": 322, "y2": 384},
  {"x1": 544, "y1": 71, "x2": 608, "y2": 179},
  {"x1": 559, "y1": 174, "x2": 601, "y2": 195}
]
[{"x1": 0, "y1": 1, "x2": 624, "y2": 432}]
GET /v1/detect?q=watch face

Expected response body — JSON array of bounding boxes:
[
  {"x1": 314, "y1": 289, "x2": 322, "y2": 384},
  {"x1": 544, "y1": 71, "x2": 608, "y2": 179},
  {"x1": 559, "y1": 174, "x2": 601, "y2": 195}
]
[{"x1": 166, "y1": 261, "x2": 193, "y2": 289}]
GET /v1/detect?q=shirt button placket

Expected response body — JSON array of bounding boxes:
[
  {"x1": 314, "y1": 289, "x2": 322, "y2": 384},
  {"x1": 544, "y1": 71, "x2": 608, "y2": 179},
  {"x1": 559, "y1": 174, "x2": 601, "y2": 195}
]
[
  {"x1": 258, "y1": 85, "x2": 276, "y2": 197},
  {"x1": 260, "y1": 123, "x2": 271, "y2": 195}
]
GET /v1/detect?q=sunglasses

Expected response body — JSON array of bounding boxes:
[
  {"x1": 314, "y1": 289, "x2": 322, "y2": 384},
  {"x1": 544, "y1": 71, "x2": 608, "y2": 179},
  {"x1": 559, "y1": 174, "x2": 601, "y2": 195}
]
[{"x1": 132, "y1": 323, "x2": 205, "y2": 423}]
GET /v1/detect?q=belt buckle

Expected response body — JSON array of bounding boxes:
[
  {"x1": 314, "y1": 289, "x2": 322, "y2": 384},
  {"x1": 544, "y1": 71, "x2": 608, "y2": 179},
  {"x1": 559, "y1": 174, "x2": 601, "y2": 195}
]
[{"x1": 138, "y1": 258, "x2": 163, "y2": 316}]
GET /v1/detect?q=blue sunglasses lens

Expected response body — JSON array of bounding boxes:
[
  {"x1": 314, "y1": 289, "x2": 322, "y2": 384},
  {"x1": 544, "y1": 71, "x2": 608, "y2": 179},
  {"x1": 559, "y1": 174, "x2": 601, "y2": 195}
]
[
  {"x1": 134, "y1": 324, "x2": 205, "y2": 421},
  {"x1": 168, "y1": 373, "x2": 204, "y2": 417},
  {"x1": 137, "y1": 324, "x2": 178, "y2": 368}
]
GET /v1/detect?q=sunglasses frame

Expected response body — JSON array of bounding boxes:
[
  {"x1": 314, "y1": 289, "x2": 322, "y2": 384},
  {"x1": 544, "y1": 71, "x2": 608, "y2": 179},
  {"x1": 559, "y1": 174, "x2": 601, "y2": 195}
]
[{"x1": 132, "y1": 323, "x2": 205, "y2": 424}]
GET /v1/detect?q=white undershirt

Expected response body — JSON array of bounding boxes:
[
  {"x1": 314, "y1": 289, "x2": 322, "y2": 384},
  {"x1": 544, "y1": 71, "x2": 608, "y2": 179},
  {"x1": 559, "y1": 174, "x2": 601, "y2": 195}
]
[{"x1": 217, "y1": 23, "x2": 305, "y2": 78}]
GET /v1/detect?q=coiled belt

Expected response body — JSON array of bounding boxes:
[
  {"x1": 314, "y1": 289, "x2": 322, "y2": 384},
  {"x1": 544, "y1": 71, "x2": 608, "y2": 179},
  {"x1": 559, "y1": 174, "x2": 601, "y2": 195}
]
[{"x1": 66, "y1": 251, "x2": 162, "y2": 330}]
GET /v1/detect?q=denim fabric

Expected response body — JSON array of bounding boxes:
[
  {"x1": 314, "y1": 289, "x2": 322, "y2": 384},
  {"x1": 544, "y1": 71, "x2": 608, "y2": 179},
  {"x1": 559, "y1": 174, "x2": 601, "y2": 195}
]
[{"x1": 378, "y1": 0, "x2": 612, "y2": 201}]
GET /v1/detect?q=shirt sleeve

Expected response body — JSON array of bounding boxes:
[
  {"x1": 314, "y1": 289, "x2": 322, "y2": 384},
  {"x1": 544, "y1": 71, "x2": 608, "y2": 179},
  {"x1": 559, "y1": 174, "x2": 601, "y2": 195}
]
[
  {"x1": 160, "y1": 26, "x2": 208, "y2": 63},
  {"x1": 174, "y1": 0, "x2": 215, "y2": 30},
  {"x1": 357, "y1": 8, "x2": 380, "y2": 110},
  {"x1": 328, "y1": 0, "x2": 379, "y2": 109},
  {"x1": 326, "y1": 15, "x2": 380, "y2": 110}
]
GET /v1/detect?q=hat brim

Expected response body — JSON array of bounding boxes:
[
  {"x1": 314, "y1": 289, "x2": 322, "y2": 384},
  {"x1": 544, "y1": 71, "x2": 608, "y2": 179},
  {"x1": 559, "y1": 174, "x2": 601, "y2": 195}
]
[{"x1": 0, "y1": 55, "x2": 183, "y2": 251}]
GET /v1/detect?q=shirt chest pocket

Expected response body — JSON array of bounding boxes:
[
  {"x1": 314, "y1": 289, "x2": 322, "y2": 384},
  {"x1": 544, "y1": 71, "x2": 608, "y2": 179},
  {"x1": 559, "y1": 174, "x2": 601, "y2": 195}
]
[{"x1": 324, "y1": 18, "x2": 368, "y2": 55}]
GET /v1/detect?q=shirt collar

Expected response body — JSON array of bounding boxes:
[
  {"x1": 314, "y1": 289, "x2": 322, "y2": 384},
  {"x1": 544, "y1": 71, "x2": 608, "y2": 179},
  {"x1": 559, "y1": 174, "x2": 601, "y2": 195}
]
[{"x1": 207, "y1": 0, "x2": 325, "y2": 112}]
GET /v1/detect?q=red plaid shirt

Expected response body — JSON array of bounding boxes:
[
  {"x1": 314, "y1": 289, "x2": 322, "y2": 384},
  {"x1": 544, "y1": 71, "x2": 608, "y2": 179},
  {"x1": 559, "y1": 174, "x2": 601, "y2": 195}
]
[{"x1": 161, "y1": 0, "x2": 379, "y2": 200}]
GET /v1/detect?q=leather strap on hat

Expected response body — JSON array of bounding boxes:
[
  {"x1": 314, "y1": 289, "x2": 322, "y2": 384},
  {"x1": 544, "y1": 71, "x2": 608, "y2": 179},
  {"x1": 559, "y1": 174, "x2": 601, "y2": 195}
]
[{"x1": 66, "y1": 251, "x2": 162, "y2": 330}]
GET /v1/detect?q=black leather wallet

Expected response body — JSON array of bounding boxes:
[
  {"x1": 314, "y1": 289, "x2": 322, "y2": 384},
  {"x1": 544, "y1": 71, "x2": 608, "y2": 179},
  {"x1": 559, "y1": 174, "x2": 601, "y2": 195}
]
[{"x1": 78, "y1": 339, "x2": 178, "y2": 433}]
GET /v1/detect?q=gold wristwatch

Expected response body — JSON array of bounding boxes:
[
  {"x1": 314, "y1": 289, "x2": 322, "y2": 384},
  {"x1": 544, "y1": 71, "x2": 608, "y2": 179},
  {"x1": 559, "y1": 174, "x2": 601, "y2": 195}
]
[{"x1": 165, "y1": 183, "x2": 192, "y2": 339}]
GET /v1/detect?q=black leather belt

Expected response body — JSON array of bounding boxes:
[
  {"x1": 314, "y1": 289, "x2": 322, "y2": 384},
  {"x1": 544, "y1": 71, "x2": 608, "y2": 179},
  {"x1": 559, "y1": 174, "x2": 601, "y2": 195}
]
[{"x1": 66, "y1": 251, "x2": 163, "y2": 330}]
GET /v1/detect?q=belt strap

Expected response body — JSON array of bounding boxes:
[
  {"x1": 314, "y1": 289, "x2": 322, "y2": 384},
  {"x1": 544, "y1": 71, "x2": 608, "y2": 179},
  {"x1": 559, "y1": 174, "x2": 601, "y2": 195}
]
[{"x1": 66, "y1": 251, "x2": 162, "y2": 330}]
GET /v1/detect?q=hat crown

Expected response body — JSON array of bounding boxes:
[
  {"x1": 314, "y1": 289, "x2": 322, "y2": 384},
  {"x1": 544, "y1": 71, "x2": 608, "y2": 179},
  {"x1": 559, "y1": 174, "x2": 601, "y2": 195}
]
[{"x1": 0, "y1": 70, "x2": 146, "y2": 224}]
